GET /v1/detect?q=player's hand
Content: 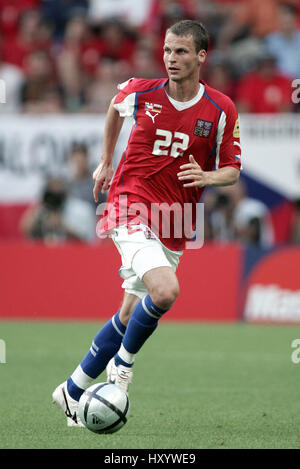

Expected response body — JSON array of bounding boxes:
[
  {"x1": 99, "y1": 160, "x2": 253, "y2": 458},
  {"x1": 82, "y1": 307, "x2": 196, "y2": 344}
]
[
  {"x1": 93, "y1": 162, "x2": 114, "y2": 202},
  {"x1": 177, "y1": 155, "x2": 209, "y2": 188}
]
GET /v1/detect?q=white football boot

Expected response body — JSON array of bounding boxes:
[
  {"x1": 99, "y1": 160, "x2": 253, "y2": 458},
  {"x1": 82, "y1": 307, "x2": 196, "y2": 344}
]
[
  {"x1": 52, "y1": 381, "x2": 84, "y2": 427},
  {"x1": 106, "y1": 358, "x2": 133, "y2": 394}
]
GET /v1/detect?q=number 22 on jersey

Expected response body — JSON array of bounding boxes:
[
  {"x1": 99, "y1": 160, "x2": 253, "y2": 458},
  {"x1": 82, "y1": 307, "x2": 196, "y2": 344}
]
[{"x1": 152, "y1": 129, "x2": 189, "y2": 158}]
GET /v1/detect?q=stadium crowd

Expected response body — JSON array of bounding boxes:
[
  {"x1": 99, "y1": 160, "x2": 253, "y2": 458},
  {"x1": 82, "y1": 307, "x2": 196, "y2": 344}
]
[
  {"x1": 1, "y1": 0, "x2": 300, "y2": 115},
  {"x1": 1, "y1": 0, "x2": 300, "y2": 247}
]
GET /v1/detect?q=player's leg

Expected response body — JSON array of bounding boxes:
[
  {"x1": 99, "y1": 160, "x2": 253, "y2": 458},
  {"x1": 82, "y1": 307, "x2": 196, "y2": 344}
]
[
  {"x1": 143, "y1": 265, "x2": 180, "y2": 309},
  {"x1": 108, "y1": 267, "x2": 179, "y2": 393},
  {"x1": 119, "y1": 291, "x2": 140, "y2": 325},
  {"x1": 105, "y1": 292, "x2": 139, "y2": 379},
  {"x1": 66, "y1": 292, "x2": 139, "y2": 399},
  {"x1": 105, "y1": 225, "x2": 182, "y2": 393},
  {"x1": 114, "y1": 266, "x2": 179, "y2": 371},
  {"x1": 52, "y1": 292, "x2": 139, "y2": 425}
]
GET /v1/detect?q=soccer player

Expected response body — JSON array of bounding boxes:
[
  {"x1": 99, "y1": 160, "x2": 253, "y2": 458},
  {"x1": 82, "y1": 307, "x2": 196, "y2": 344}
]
[{"x1": 53, "y1": 19, "x2": 241, "y2": 426}]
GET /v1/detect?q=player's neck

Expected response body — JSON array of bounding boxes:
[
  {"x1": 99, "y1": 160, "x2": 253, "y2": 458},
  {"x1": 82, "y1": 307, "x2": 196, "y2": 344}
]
[{"x1": 165, "y1": 79, "x2": 200, "y2": 102}]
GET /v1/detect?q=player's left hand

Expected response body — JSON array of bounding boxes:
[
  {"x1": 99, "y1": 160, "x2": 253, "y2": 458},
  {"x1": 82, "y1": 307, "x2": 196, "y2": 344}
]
[{"x1": 177, "y1": 155, "x2": 209, "y2": 188}]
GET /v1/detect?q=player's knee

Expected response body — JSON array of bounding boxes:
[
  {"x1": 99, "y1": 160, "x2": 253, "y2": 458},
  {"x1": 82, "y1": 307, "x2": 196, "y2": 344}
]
[{"x1": 150, "y1": 281, "x2": 179, "y2": 310}]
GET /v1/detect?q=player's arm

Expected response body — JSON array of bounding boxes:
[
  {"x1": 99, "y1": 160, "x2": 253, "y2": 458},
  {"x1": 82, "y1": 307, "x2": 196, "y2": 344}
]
[
  {"x1": 93, "y1": 96, "x2": 125, "y2": 202},
  {"x1": 178, "y1": 100, "x2": 241, "y2": 189},
  {"x1": 177, "y1": 155, "x2": 239, "y2": 188}
]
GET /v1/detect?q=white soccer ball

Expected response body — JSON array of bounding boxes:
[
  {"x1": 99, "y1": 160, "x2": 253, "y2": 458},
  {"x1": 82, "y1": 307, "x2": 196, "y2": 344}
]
[{"x1": 78, "y1": 382, "x2": 130, "y2": 434}]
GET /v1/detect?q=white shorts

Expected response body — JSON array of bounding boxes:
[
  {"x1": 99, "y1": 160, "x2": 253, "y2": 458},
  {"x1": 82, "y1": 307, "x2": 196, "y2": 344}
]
[{"x1": 112, "y1": 225, "x2": 183, "y2": 299}]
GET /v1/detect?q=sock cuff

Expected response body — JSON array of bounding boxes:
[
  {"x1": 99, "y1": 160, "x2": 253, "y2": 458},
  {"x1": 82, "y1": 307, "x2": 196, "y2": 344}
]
[
  {"x1": 131, "y1": 315, "x2": 158, "y2": 329},
  {"x1": 67, "y1": 377, "x2": 84, "y2": 401},
  {"x1": 70, "y1": 364, "x2": 92, "y2": 390},
  {"x1": 116, "y1": 343, "x2": 135, "y2": 366},
  {"x1": 112, "y1": 310, "x2": 126, "y2": 336},
  {"x1": 143, "y1": 295, "x2": 168, "y2": 319}
]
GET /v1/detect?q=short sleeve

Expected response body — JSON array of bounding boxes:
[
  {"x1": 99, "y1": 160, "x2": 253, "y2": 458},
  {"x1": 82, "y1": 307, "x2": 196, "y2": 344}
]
[
  {"x1": 216, "y1": 100, "x2": 242, "y2": 171},
  {"x1": 113, "y1": 77, "x2": 136, "y2": 117}
]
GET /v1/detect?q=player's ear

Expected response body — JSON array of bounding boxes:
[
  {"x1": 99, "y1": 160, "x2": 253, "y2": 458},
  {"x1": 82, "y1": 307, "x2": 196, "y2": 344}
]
[{"x1": 198, "y1": 49, "x2": 207, "y2": 65}]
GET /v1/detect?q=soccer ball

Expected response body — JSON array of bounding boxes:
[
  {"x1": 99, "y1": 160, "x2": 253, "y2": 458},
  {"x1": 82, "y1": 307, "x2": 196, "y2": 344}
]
[{"x1": 78, "y1": 382, "x2": 130, "y2": 434}]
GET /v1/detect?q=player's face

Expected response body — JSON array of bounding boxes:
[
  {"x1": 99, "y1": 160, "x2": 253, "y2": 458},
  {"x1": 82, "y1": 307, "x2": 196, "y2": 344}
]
[{"x1": 163, "y1": 32, "x2": 206, "y2": 83}]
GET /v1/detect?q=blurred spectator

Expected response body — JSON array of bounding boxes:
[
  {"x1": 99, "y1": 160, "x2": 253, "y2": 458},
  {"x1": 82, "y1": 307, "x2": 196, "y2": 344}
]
[
  {"x1": 265, "y1": 4, "x2": 300, "y2": 79},
  {"x1": 62, "y1": 192, "x2": 96, "y2": 242},
  {"x1": 24, "y1": 85, "x2": 65, "y2": 113},
  {"x1": 67, "y1": 142, "x2": 104, "y2": 206},
  {"x1": 202, "y1": 51, "x2": 236, "y2": 101},
  {"x1": 130, "y1": 43, "x2": 162, "y2": 78},
  {"x1": 1, "y1": 8, "x2": 50, "y2": 70},
  {"x1": 217, "y1": 0, "x2": 300, "y2": 47},
  {"x1": 217, "y1": 0, "x2": 278, "y2": 49},
  {"x1": 55, "y1": 15, "x2": 90, "y2": 111},
  {"x1": 203, "y1": 189, "x2": 235, "y2": 242},
  {"x1": 97, "y1": 20, "x2": 137, "y2": 65},
  {"x1": 203, "y1": 181, "x2": 275, "y2": 247},
  {"x1": 215, "y1": 0, "x2": 300, "y2": 76},
  {"x1": 40, "y1": 0, "x2": 88, "y2": 41},
  {"x1": 0, "y1": 51, "x2": 24, "y2": 113},
  {"x1": 146, "y1": 0, "x2": 198, "y2": 32},
  {"x1": 82, "y1": 58, "x2": 127, "y2": 113},
  {"x1": 0, "y1": 0, "x2": 40, "y2": 42},
  {"x1": 20, "y1": 178, "x2": 69, "y2": 242},
  {"x1": 21, "y1": 49, "x2": 64, "y2": 113},
  {"x1": 20, "y1": 177, "x2": 96, "y2": 242},
  {"x1": 233, "y1": 199, "x2": 274, "y2": 247},
  {"x1": 236, "y1": 50, "x2": 293, "y2": 113},
  {"x1": 79, "y1": 19, "x2": 137, "y2": 79},
  {"x1": 192, "y1": 0, "x2": 241, "y2": 48},
  {"x1": 224, "y1": 180, "x2": 274, "y2": 247}
]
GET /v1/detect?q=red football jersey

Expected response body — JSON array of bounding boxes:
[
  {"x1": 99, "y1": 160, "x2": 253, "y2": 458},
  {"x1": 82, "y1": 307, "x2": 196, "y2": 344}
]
[{"x1": 98, "y1": 77, "x2": 241, "y2": 250}]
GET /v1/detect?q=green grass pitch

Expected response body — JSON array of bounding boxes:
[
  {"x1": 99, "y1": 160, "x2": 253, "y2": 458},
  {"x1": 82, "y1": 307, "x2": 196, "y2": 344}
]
[{"x1": 0, "y1": 320, "x2": 300, "y2": 449}]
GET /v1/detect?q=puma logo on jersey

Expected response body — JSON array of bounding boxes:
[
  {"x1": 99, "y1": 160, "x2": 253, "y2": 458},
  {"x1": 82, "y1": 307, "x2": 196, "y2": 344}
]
[
  {"x1": 145, "y1": 102, "x2": 162, "y2": 124},
  {"x1": 146, "y1": 110, "x2": 159, "y2": 123}
]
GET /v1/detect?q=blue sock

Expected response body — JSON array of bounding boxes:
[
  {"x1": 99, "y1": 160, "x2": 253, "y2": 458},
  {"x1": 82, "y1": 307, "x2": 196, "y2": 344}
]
[
  {"x1": 67, "y1": 311, "x2": 126, "y2": 400},
  {"x1": 115, "y1": 295, "x2": 168, "y2": 365}
]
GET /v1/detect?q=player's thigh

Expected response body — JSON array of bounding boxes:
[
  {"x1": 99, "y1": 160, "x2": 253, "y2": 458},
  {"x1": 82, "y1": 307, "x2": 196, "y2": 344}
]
[
  {"x1": 142, "y1": 266, "x2": 180, "y2": 308},
  {"x1": 119, "y1": 291, "x2": 140, "y2": 326}
]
